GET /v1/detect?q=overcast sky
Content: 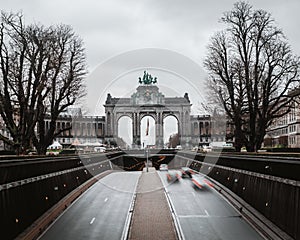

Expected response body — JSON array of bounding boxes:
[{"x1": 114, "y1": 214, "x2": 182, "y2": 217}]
[
  {"x1": 2, "y1": 0, "x2": 299, "y2": 69},
  {"x1": 2, "y1": 0, "x2": 299, "y2": 92},
  {"x1": 1, "y1": 0, "x2": 300, "y2": 144}
]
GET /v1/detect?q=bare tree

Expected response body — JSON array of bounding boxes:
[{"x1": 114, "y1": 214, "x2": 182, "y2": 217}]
[
  {"x1": 0, "y1": 12, "x2": 87, "y2": 154},
  {"x1": 204, "y1": 1, "x2": 300, "y2": 151},
  {"x1": 0, "y1": 12, "x2": 33, "y2": 154}
]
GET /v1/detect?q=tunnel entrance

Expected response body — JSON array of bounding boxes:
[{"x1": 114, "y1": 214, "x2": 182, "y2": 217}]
[{"x1": 109, "y1": 149, "x2": 178, "y2": 171}]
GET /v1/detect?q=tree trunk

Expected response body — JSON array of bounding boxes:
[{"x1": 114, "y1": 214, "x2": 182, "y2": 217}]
[{"x1": 36, "y1": 144, "x2": 48, "y2": 155}]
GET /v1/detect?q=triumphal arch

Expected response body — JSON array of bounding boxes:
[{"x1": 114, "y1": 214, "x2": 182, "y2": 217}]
[{"x1": 104, "y1": 71, "x2": 192, "y2": 148}]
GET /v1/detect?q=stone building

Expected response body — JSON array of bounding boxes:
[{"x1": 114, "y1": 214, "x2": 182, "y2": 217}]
[
  {"x1": 104, "y1": 83, "x2": 192, "y2": 148},
  {"x1": 0, "y1": 72, "x2": 231, "y2": 150},
  {"x1": 264, "y1": 100, "x2": 300, "y2": 148},
  {"x1": 48, "y1": 108, "x2": 106, "y2": 147}
]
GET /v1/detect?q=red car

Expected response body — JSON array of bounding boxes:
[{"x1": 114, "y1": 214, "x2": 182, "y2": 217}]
[
  {"x1": 181, "y1": 167, "x2": 194, "y2": 178},
  {"x1": 191, "y1": 175, "x2": 214, "y2": 189},
  {"x1": 166, "y1": 171, "x2": 181, "y2": 182}
]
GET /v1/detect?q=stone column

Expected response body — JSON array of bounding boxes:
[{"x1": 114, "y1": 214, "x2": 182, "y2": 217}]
[
  {"x1": 136, "y1": 112, "x2": 140, "y2": 137},
  {"x1": 160, "y1": 113, "x2": 164, "y2": 146},
  {"x1": 155, "y1": 112, "x2": 163, "y2": 148},
  {"x1": 132, "y1": 112, "x2": 140, "y2": 147},
  {"x1": 114, "y1": 114, "x2": 118, "y2": 137},
  {"x1": 105, "y1": 111, "x2": 112, "y2": 137},
  {"x1": 179, "y1": 112, "x2": 183, "y2": 137},
  {"x1": 111, "y1": 113, "x2": 114, "y2": 136},
  {"x1": 184, "y1": 111, "x2": 191, "y2": 148},
  {"x1": 155, "y1": 113, "x2": 159, "y2": 147},
  {"x1": 132, "y1": 112, "x2": 136, "y2": 145}
]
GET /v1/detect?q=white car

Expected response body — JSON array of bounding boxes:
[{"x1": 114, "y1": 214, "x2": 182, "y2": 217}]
[
  {"x1": 175, "y1": 145, "x2": 182, "y2": 150},
  {"x1": 202, "y1": 145, "x2": 212, "y2": 152},
  {"x1": 94, "y1": 146, "x2": 106, "y2": 152},
  {"x1": 159, "y1": 164, "x2": 168, "y2": 171},
  {"x1": 191, "y1": 147, "x2": 198, "y2": 151}
]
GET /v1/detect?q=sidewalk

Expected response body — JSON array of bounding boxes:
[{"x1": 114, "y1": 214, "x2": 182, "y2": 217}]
[{"x1": 128, "y1": 167, "x2": 177, "y2": 240}]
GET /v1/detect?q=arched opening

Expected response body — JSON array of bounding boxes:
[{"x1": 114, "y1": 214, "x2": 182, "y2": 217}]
[
  {"x1": 118, "y1": 116, "x2": 133, "y2": 149},
  {"x1": 140, "y1": 116, "x2": 155, "y2": 148},
  {"x1": 163, "y1": 115, "x2": 178, "y2": 148}
]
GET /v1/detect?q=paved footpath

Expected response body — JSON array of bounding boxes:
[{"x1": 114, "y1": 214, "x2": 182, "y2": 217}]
[{"x1": 128, "y1": 167, "x2": 177, "y2": 240}]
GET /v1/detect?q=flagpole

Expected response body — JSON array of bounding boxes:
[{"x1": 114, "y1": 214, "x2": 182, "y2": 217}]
[
  {"x1": 146, "y1": 145, "x2": 149, "y2": 172},
  {"x1": 146, "y1": 118, "x2": 149, "y2": 172}
]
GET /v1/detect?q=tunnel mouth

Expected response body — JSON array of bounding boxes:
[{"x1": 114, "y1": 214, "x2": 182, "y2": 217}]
[{"x1": 110, "y1": 149, "x2": 178, "y2": 171}]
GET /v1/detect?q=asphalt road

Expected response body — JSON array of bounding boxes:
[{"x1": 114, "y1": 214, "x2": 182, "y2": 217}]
[
  {"x1": 158, "y1": 170, "x2": 265, "y2": 240},
  {"x1": 39, "y1": 172, "x2": 140, "y2": 240}
]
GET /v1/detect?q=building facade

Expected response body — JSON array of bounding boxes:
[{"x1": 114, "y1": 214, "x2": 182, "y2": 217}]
[
  {"x1": 264, "y1": 100, "x2": 300, "y2": 148},
  {"x1": 0, "y1": 77, "x2": 231, "y2": 150},
  {"x1": 104, "y1": 84, "x2": 192, "y2": 148}
]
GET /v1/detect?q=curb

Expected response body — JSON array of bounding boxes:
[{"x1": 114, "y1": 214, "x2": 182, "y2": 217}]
[
  {"x1": 121, "y1": 172, "x2": 140, "y2": 240},
  {"x1": 164, "y1": 190, "x2": 184, "y2": 240}
]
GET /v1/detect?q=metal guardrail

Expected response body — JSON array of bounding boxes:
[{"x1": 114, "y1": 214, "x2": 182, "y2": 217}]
[
  {"x1": 179, "y1": 155, "x2": 300, "y2": 187},
  {"x1": 180, "y1": 150, "x2": 300, "y2": 163},
  {"x1": 0, "y1": 151, "x2": 122, "y2": 166},
  {"x1": 0, "y1": 155, "x2": 80, "y2": 167},
  {"x1": 0, "y1": 153, "x2": 123, "y2": 192},
  {"x1": 178, "y1": 151, "x2": 300, "y2": 181},
  {"x1": 216, "y1": 152, "x2": 300, "y2": 164}
]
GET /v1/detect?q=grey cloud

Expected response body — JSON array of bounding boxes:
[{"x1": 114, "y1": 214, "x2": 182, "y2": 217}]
[
  {"x1": 0, "y1": 0, "x2": 299, "y2": 114},
  {"x1": 2, "y1": 0, "x2": 299, "y2": 68}
]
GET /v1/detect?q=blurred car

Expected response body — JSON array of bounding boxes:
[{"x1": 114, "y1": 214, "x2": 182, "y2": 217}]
[
  {"x1": 166, "y1": 171, "x2": 181, "y2": 182},
  {"x1": 159, "y1": 164, "x2": 168, "y2": 171},
  {"x1": 191, "y1": 175, "x2": 214, "y2": 189},
  {"x1": 94, "y1": 146, "x2": 106, "y2": 152},
  {"x1": 202, "y1": 145, "x2": 212, "y2": 152},
  {"x1": 181, "y1": 167, "x2": 194, "y2": 178},
  {"x1": 175, "y1": 145, "x2": 182, "y2": 150},
  {"x1": 191, "y1": 147, "x2": 198, "y2": 151}
]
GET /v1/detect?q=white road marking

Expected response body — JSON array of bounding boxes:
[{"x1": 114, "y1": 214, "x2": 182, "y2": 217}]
[
  {"x1": 104, "y1": 197, "x2": 108, "y2": 202},
  {"x1": 90, "y1": 217, "x2": 95, "y2": 225},
  {"x1": 204, "y1": 210, "x2": 209, "y2": 216},
  {"x1": 178, "y1": 215, "x2": 209, "y2": 218}
]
